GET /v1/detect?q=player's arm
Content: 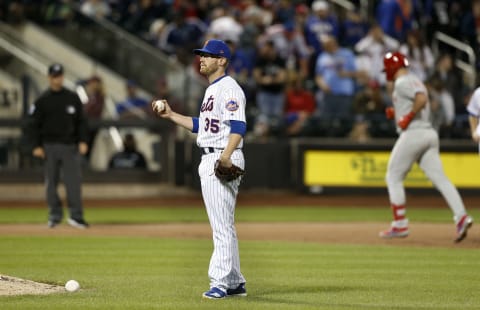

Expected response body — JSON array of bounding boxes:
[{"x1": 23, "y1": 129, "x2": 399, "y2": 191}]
[
  {"x1": 468, "y1": 114, "x2": 480, "y2": 142},
  {"x1": 398, "y1": 91, "x2": 427, "y2": 129},
  {"x1": 218, "y1": 120, "x2": 246, "y2": 167},
  {"x1": 411, "y1": 92, "x2": 428, "y2": 113},
  {"x1": 169, "y1": 112, "x2": 194, "y2": 131}
]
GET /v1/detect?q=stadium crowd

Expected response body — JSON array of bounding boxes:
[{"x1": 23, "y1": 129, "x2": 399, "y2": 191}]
[{"x1": 1, "y1": 0, "x2": 478, "y2": 141}]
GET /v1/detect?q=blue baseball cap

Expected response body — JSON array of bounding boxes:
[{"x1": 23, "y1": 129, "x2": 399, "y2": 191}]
[{"x1": 193, "y1": 39, "x2": 231, "y2": 60}]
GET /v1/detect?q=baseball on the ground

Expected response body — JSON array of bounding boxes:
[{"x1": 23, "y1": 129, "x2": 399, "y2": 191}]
[
  {"x1": 65, "y1": 279, "x2": 80, "y2": 292},
  {"x1": 154, "y1": 100, "x2": 166, "y2": 112}
]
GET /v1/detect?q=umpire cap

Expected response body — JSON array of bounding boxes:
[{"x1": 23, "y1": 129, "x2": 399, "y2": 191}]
[
  {"x1": 48, "y1": 63, "x2": 64, "y2": 77},
  {"x1": 194, "y1": 39, "x2": 231, "y2": 60}
]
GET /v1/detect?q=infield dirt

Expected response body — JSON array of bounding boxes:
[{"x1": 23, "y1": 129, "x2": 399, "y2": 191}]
[{"x1": 1, "y1": 193, "x2": 480, "y2": 250}]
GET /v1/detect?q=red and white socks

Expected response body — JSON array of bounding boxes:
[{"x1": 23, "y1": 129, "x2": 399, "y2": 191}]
[{"x1": 390, "y1": 204, "x2": 409, "y2": 229}]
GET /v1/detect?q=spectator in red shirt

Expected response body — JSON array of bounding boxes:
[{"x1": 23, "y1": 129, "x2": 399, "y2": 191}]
[{"x1": 284, "y1": 74, "x2": 315, "y2": 136}]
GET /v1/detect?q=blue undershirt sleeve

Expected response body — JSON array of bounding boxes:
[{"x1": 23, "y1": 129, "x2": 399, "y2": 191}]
[
  {"x1": 230, "y1": 120, "x2": 246, "y2": 137},
  {"x1": 192, "y1": 117, "x2": 199, "y2": 133}
]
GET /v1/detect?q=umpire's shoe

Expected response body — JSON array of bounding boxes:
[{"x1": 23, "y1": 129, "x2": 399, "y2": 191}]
[
  {"x1": 227, "y1": 283, "x2": 247, "y2": 297},
  {"x1": 48, "y1": 219, "x2": 61, "y2": 228},
  {"x1": 67, "y1": 218, "x2": 90, "y2": 229},
  {"x1": 455, "y1": 215, "x2": 473, "y2": 243}
]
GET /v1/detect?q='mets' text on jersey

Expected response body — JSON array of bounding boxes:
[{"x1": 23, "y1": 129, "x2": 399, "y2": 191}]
[{"x1": 197, "y1": 75, "x2": 246, "y2": 148}]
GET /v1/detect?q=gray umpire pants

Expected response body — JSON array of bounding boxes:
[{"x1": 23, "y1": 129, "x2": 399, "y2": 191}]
[{"x1": 43, "y1": 143, "x2": 84, "y2": 222}]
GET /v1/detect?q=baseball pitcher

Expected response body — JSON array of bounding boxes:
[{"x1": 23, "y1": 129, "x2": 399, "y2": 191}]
[{"x1": 152, "y1": 39, "x2": 247, "y2": 299}]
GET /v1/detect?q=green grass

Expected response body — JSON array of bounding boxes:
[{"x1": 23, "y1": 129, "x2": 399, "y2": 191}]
[
  {"x1": 1, "y1": 206, "x2": 480, "y2": 224},
  {"x1": 1, "y1": 206, "x2": 480, "y2": 309},
  {"x1": 1, "y1": 236, "x2": 479, "y2": 309}
]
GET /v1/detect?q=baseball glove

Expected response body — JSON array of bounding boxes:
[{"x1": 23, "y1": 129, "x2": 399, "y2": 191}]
[{"x1": 214, "y1": 160, "x2": 245, "y2": 182}]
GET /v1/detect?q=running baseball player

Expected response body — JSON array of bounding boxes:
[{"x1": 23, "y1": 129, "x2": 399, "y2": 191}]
[
  {"x1": 466, "y1": 86, "x2": 480, "y2": 148},
  {"x1": 152, "y1": 39, "x2": 247, "y2": 299},
  {"x1": 380, "y1": 51, "x2": 473, "y2": 243}
]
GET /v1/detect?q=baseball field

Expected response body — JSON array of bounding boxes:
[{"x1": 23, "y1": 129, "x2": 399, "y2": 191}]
[{"x1": 1, "y1": 193, "x2": 479, "y2": 310}]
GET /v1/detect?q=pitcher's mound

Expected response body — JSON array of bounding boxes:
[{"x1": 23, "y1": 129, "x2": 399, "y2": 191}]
[{"x1": 0, "y1": 275, "x2": 64, "y2": 296}]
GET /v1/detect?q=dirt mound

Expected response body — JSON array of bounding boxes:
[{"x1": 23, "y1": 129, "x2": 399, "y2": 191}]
[{"x1": 0, "y1": 275, "x2": 64, "y2": 296}]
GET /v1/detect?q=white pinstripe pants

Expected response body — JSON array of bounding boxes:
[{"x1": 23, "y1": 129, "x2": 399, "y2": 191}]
[{"x1": 198, "y1": 149, "x2": 246, "y2": 290}]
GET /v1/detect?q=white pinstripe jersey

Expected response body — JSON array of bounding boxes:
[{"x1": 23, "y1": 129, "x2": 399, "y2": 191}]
[
  {"x1": 196, "y1": 75, "x2": 246, "y2": 148},
  {"x1": 467, "y1": 87, "x2": 480, "y2": 142},
  {"x1": 393, "y1": 73, "x2": 431, "y2": 132}
]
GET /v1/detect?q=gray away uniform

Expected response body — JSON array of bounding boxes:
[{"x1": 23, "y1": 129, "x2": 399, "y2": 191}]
[{"x1": 386, "y1": 73, "x2": 467, "y2": 227}]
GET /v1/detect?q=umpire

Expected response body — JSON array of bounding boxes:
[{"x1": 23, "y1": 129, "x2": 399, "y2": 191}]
[{"x1": 31, "y1": 63, "x2": 90, "y2": 229}]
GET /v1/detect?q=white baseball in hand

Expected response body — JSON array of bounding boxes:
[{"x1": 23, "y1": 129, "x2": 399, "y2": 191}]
[{"x1": 154, "y1": 100, "x2": 166, "y2": 112}]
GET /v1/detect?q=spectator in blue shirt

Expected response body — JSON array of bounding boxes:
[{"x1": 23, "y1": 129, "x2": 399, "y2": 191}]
[
  {"x1": 304, "y1": 0, "x2": 339, "y2": 56},
  {"x1": 375, "y1": 0, "x2": 413, "y2": 42},
  {"x1": 157, "y1": 9, "x2": 207, "y2": 65},
  {"x1": 116, "y1": 80, "x2": 151, "y2": 119},
  {"x1": 314, "y1": 34, "x2": 360, "y2": 121},
  {"x1": 340, "y1": 8, "x2": 369, "y2": 48},
  {"x1": 303, "y1": 0, "x2": 339, "y2": 80}
]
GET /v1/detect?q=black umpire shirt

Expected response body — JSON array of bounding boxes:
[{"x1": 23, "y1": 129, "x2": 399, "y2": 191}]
[{"x1": 31, "y1": 87, "x2": 88, "y2": 147}]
